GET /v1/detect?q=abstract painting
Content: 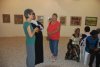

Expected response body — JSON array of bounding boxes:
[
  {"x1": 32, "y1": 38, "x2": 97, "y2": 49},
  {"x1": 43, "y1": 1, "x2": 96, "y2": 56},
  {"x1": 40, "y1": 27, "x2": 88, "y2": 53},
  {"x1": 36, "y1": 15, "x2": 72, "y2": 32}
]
[
  {"x1": 60, "y1": 16, "x2": 66, "y2": 25},
  {"x1": 2, "y1": 14, "x2": 10, "y2": 23},
  {"x1": 85, "y1": 17, "x2": 97, "y2": 26},
  {"x1": 14, "y1": 15, "x2": 23, "y2": 24},
  {"x1": 70, "y1": 16, "x2": 81, "y2": 26}
]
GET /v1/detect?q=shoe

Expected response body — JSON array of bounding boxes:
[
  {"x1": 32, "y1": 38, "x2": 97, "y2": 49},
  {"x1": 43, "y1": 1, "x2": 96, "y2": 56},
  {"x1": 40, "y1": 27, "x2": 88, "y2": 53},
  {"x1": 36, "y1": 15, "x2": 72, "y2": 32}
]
[
  {"x1": 52, "y1": 56, "x2": 57, "y2": 62},
  {"x1": 76, "y1": 57, "x2": 80, "y2": 62},
  {"x1": 52, "y1": 58, "x2": 56, "y2": 62}
]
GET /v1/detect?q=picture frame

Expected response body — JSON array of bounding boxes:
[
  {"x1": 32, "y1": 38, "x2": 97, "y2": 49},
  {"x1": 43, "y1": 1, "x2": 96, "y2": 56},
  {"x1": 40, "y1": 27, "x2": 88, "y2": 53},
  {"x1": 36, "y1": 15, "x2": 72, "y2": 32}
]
[
  {"x1": 14, "y1": 15, "x2": 23, "y2": 24},
  {"x1": 60, "y1": 16, "x2": 66, "y2": 25},
  {"x1": 2, "y1": 14, "x2": 10, "y2": 23},
  {"x1": 85, "y1": 17, "x2": 97, "y2": 26},
  {"x1": 70, "y1": 16, "x2": 81, "y2": 26},
  {"x1": 37, "y1": 16, "x2": 44, "y2": 24}
]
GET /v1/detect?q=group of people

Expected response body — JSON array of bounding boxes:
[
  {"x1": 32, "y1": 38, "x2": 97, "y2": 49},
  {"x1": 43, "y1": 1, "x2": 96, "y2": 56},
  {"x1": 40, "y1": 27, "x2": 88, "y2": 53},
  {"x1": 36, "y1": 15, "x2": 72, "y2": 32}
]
[
  {"x1": 23, "y1": 9, "x2": 60, "y2": 67},
  {"x1": 65, "y1": 26, "x2": 100, "y2": 67},
  {"x1": 23, "y1": 8, "x2": 100, "y2": 67},
  {"x1": 23, "y1": 9, "x2": 44, "y2": 67}
]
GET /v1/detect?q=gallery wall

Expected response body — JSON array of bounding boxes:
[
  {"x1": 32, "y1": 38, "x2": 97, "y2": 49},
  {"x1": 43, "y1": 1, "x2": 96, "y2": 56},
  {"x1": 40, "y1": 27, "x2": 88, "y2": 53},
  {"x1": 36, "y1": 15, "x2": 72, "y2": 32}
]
[{"x1": 0, "y1": 0, "x2": 100, "y2": 37}]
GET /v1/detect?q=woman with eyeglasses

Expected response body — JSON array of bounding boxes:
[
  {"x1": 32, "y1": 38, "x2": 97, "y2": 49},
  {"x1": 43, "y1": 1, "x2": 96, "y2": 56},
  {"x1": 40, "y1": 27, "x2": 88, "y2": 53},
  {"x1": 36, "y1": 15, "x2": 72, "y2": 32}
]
[{"x1": 31, "y1": 12, "x2": 44, "y2": 65}]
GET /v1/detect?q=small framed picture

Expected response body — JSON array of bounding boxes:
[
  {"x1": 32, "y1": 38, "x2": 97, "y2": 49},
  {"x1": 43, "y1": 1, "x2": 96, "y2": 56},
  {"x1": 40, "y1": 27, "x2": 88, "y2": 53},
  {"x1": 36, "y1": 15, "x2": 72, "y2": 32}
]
[
  {"x1": 14, "y1": 15, "x2": 23, "y2": 24},
  {"x1": 70, "y1": 16, "x2": 81, "y2": 26},
  {"x1": 60, "y1": 16, "x2": 66, "y2": 25},
  {"x1": 37, "y1": 16, "x2": 44, "y2": 24},
  {"x1": 85, "y1": 17, "x2": 97, "y2": 26},
  {"x1": 2, "y1": 14, "x2": 10, "y2": 23}
]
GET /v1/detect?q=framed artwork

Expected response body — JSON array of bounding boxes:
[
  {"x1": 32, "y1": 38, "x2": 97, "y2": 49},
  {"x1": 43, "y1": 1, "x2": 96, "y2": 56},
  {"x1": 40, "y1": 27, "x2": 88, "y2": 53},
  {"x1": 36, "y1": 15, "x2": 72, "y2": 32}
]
[
  {"x1": 14, "y1": 15, "x2": 23, "y2": 24},
  {"x1": 70, "y1": 16, "x2": 81, "y2": 26},
  {"x1": 37, "y1": 16, "x2": 44, "y2": 24},
  {"x1": 85, "y1": 17, "x2": 97, "y2": 26},
  {"x1": 60, "y1": 16, "x2": 66, "y2": 25},
  {"x1": 2, "y1": 14, "x2": 10, "y2": 23}
]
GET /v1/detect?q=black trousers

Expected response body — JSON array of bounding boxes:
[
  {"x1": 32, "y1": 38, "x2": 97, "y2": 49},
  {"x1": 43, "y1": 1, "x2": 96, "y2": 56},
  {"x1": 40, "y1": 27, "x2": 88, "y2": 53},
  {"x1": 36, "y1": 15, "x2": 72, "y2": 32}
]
[
  {"x1": 89, "y1": 53, "x2": 100, "y2": 67},
  {"x1": 89, "y1": 53, "x2": 95, "y2": 67},
  {"x1": 96, "y1": 53, "x2": 100, "y2": 67},
  {"x1": 35, "y1": 32, "x2": 44, "y2": 65}
]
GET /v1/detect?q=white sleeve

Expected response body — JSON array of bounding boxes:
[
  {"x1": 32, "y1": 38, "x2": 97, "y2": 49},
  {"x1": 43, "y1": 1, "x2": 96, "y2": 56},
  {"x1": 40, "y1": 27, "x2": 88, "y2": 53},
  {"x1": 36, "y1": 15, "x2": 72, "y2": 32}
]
[
  {"x1": 39, "y1": 25, "x2": 44, "y2": 31},
  {"x1": 71, "y1": 36, "x2": 74, "y2": 40}
]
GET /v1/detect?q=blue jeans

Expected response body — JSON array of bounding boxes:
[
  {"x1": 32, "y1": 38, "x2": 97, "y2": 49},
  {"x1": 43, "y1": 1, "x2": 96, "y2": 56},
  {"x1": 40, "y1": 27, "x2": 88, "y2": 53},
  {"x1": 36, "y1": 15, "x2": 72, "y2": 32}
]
[{"x1": 49, "y1": 39, "x2": 59, "y2": 57}]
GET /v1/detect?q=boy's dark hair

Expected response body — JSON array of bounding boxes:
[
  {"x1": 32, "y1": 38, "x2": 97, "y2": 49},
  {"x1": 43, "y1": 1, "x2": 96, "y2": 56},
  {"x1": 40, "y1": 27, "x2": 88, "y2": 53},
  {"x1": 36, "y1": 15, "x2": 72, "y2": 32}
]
[
  {"x1": 52, "y1": 13, "x2": 58, "y2": 18},
  {"x1": 24, "y1": 9, "x2": 33, "y2": 19},
  {"x1": 90, "y1": 30, "x2": 98, "y2": 36},
  {"x1": 84, "y1": 26, "x2": 90, "y2": 32}
]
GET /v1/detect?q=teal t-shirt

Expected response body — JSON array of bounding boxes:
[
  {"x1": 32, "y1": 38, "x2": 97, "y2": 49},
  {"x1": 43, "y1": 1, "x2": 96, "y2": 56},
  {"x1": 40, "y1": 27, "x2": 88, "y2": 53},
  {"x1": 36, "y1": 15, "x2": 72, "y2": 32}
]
[{"x1": 23, "y1": 21, "x2": 35, "y2": 45}]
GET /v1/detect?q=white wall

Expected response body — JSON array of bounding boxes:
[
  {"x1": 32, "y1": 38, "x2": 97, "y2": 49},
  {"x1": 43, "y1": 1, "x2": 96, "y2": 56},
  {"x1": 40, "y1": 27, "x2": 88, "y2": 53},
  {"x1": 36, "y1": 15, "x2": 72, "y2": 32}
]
[{"x1": 0, "y1": 0, "x2": 100, "y2": 37}]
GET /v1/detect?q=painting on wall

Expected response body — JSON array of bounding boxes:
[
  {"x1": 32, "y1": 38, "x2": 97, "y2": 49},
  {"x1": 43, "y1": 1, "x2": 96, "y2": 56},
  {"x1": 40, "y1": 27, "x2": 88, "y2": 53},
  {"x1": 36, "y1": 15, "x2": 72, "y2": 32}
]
[
  {"x1": 14, "y1": 15, "x2": 23, "y2": 24},
  {"x1": 70, "y1": 16, "x2": 81, "y2": 26},
  {"x1": 85, "y1": 17, "x2": 97, "y2": 26},
  {"x1": 60, "y1": 16, "x2": 66, "y2": 25},
  {"x1": 37, "y1": 16, "x2": 44, "y2": 24},
  {"x1": 2, "y1": 14, "x2": 10, "y2": 23}
]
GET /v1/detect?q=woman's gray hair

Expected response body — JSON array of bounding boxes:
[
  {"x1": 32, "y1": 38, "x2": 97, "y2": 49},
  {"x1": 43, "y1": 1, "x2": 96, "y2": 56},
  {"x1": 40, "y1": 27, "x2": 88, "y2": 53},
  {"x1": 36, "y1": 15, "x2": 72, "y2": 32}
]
[{"x1": 24, "y1": 9, "x2": 33, "y2": 19}]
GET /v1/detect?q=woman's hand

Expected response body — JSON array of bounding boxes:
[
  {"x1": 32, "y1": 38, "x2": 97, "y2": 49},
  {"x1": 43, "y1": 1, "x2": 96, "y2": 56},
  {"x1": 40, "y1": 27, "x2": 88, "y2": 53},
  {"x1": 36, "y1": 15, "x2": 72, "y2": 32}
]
[{"x1": 34, "y1": 27, "x2": 39, "y2": 32}]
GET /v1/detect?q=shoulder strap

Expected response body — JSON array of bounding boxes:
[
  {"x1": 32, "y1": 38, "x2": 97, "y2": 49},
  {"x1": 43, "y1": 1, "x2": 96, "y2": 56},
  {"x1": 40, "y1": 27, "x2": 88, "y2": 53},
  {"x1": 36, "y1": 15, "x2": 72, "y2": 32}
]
[{"x1": 80, "y1": 36, "x2": 87, "y2": 46}]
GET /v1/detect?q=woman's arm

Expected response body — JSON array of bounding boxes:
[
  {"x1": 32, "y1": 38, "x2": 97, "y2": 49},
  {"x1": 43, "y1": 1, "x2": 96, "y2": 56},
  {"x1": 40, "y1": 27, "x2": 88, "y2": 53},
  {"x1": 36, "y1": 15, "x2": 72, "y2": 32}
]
[
  {"x1": 27, "y1": 25, "x2": 38, "y2": 37},
  {"x1": 48, "y1": 25, "x2": 60, "y2": 36}
]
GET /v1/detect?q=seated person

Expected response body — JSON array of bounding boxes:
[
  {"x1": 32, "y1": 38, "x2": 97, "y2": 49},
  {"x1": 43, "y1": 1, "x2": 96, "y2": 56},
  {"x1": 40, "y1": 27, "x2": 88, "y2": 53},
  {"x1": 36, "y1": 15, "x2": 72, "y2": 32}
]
[{"x1": 65, "y1": 28, "x2": 81, "y2": 62}]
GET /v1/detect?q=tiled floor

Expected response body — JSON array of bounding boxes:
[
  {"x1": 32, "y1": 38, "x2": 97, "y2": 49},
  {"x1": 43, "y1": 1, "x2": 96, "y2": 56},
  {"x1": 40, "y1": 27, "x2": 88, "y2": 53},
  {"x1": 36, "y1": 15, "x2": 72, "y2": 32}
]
[{"x1": 0, "y1": 37, "x2": 88, "y2": 67}]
